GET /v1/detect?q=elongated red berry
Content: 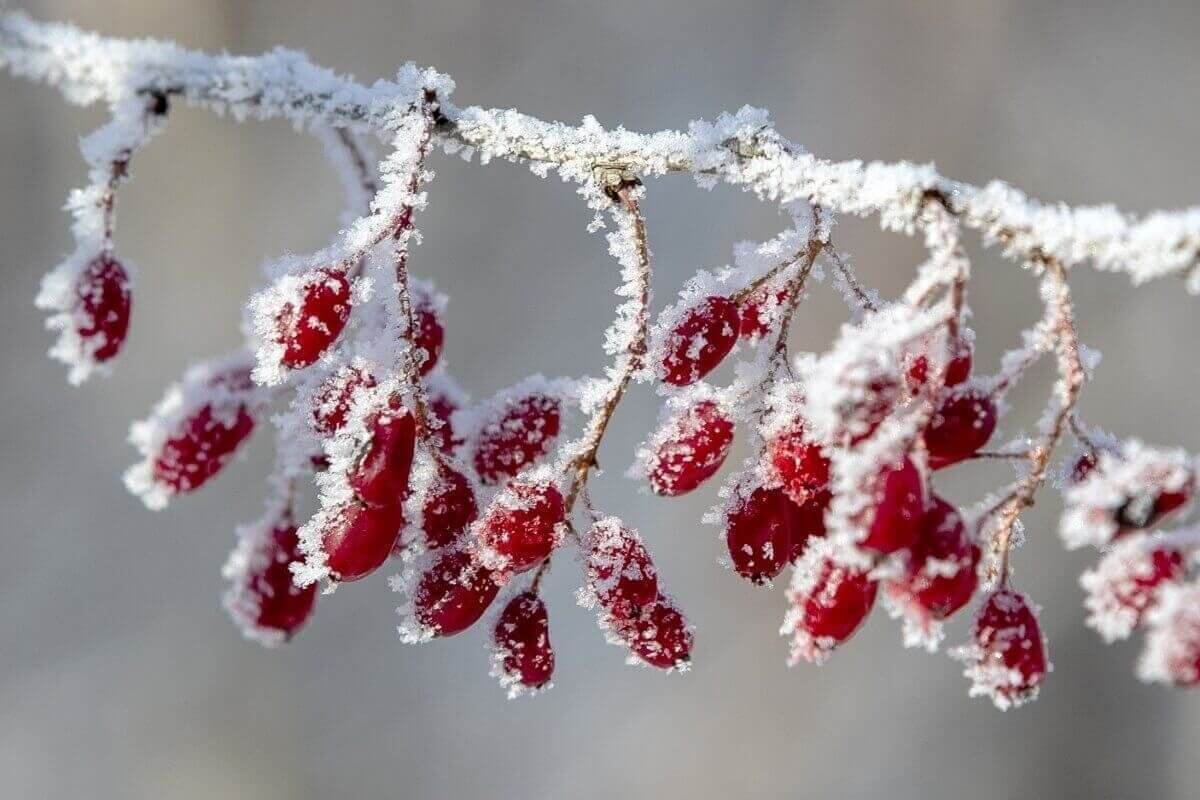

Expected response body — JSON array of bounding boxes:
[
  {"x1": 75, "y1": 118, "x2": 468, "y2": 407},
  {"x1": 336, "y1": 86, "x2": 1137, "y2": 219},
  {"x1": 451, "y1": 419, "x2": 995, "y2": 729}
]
[
  {"x1": 492, "y1": 592, "x2": 555, "y2": 694},
  {"x1": 725, "y1": 486, "x2": 797, "y2": 584},
  {"x1": 475, "y1": 481, "x2": 565, "y2": 573},
  {"x1": 411, "y1": 548, "x2": 501, "y2": 638},
  {"x1": 585, "y1": 518, "x2": 659, "y2": 619},
  {"x1": 644, "y1": 400, "x2": 734, "y2": 496},
  {"x1": 412, "y1": 292, "x2": 444, "y2": 377},
  {"x1": 311, "y1": 365, "x2": 375, "y2": 436},
  {"x1": 154, "y1": 403, "x2": 256, "y2": 495},
  {"x1": 348, "y1": 402, "x2": 416, "y2": 507},
  {"x1": 893, "y1": 496, "x2": 979, "y2": 620},
  {"x1": 767, "y1": 422, "x2": 830, "y2": 507},
  {"x1": 906, "y1": 338, "x2": 972, "y2": 395},
  {"x1": 659, "y1": 296, "x2": 740, "y2": 386},
  {"x1": 420, "y1": 465, "x2": 478, "y2": 549},
  {"x1": 925, "y1": 387, "x2": 997, "y2": 469},
  {"x1": 225, "y1": 519, "x2": 317, "y2": 643},
  {"x1": 618, "y1": 594, "x2": 693, "y2": 670},
  {"x1": 858, "y1": 457, "x2": 924, "y2": 554},
  {"x1": 738, "y1": 285, "x2": 788, "y2": 340},
  {"x1": 472, "y1": 392, "x2": 561, "y2": 484},
  {"x1": 75, "y1": 253, "x2": 132, "y2": 363},
  {"x1": 960, "y1": 588, "x2": 1048, "y2": 709},
  {"x1": 783, "y1": 542, "x2": 878, "y2": 664},
  {"x1": 321, "y1": 501, "x2": 405, "y2": 582},
  {"x1": 274, "y1": 268, "x2": 351, "y2": 369},
  {"x1": 788, "y1": 489, "x2": 831, "y2": 562},
  {"x1": 1081, "y1": 538, "x2": 1186, "y2": 642},
  {"x1": 426, "y1": 384, "x2": 463, "y2": 454},
  {"x1": 1117, "y1": 484, "x2": 1193, "y2": 530}
]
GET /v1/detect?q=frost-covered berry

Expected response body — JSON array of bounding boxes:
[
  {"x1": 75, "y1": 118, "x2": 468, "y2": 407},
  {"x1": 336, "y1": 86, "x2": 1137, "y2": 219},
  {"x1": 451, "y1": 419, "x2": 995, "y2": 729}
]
[
  {"x1": 958, "y1": 588, "x2": 1049, "y2": 709},
  {"x1": 737, "y1": 285, "x2": 788, "y2": 341},
  {"x1": 1138, "y1": 582, "x2": 1200, "y2": 687},
  {"x1": 1117, "y1": 486, "x2": 1192, "y2": 530},
  {"x1": 348, "y1": 402, "x2": 416, "y2": 508},
  {"x1": 1070, "y1": 451, "x2": 1098, "y2": 485},
  {"x1": 320, "y1": 500, "x2": 405, "y2": 582},
  {"x1": 224, "y1": 517, "x2": 317, "y2": 645},
  {"x1": 892, "y1": 495, "x2": 979, "y2": 620},
  {"x1": 153, "y1": 404, "x2": 256, "y2": 496},
  {"x1": 617, "y1": 594, "x2": 693, "y2": 670},
  {"x1": 1081, "y1": 538, "x2": 1186, "y2": 642},
  {"x1": 411, "y1": 548, "x2": 501, "y2": 638},
  {"x1": 642, "y1": 400, "x2": 734, "y2": 497},
  {"x1": 75, "y1": 253, "x2": 132, "y2": 363},
  {"x1": 311, "y1": 364, "x2": 376, "y2": 436},
  {"x1": 858, "y1": 457, "x2": 924, "y2": 554},
  {"x1": 426, "y1": 385, "x2": 463, "y2": 454},
  {"x1": 419, "y1": 465, "x2": 478, "y2": 549},
  {"x1": 906, "y1": 337, "x2": 972, "y2": 395},
  {"x1": 782, "y1": 540, "x2": 878, "y2": 664},
  {"x1": 924, "y1": 387, "x2": 997, "y2": 469},
  {"x1": 492, "y1": 591, "x2": 555, "y2": 696},
  {"x1": 766, "y1": 422, "x2": 830, "y2": 507},
  {"x1": 472, "y1": 392, "x2": 561, "y2": 484},
  {"x1": 412, "y1": 289, "x2": 444, "y2": 376},
  {"x1": 273, "y1": 268, "x2": 352, "y2": 369},
  {"x1": 724, "y1": 485, "x2": 798, "y2": 584},
  {"x1": 474, "y1": 480, "x2": 565, "y2": 573},
  {"x1": 584, "y1": 518, "x2": 658, "y2": 619},
  {"x1": 788, "y1": 489, "x2": 830, "y2": 562},
  {"x1": 658, "y1": 296, "x2": 740, "y2": 386}
]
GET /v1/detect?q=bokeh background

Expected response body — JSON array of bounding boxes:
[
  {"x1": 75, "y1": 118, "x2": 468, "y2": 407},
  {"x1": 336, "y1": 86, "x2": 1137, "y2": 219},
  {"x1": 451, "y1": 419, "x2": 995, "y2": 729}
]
[{"x1": 3, "y1": 1, "x2": 1200, "y2": 798}]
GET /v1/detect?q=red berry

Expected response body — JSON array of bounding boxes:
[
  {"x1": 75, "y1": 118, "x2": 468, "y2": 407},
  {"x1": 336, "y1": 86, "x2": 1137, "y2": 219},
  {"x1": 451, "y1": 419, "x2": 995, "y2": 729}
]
[
  {"x1": 229, "y1": 521, "x2": 318, "y2": 642},
  {"x1": 725, "y1": 486, "x2": 798, "y2": 584},
  {"x1": 893, "y1": 496, "x2": 979, "y2": 620},
  {"x1": 412, "y1": 293, "x2": 444, "y2": 377},
  {"x1": 320, "y1": 501, "x2": 405, "y2": 582},
  {"x1": 1082, "y1": 538, "x2": 1186, "y2": 642},
  {"x1": 585, "y1": 518, "x2": 658, "y2": 619},
  {"x1": 906, "y1": 338, "x2": 972, "y2": 395},
  {"x1": 962, "y1": 588, "x2": 1048, "y2": 709},
  {"x1": 659, "y1": 295, "x2": 740, "y2": 386},
  {"x1": 925, "y1": 388, "x2": 997, "y2": 469},
  {"x1": 472, "y1": 392, "x2": 561, "y2": 484},
  {"x1": 426, "y1": 386, "x2": 463, "y2": 454},
  {"x1": 767, "y1": 422, "x2": 830, "y2": 507},
  {"x1": 1117, "y1": 484, "x2": 1192, "y2": 530},
  {"x1": 617, "y1": 594, "x2": 693, "y2": 670},
  {"x1": 76, "y1": 253, "x2": 132, "y2": 362},
  {"x1": 274, "y1": 268, "x2": 352, "y2": 369},
  {"x1": 644, "y1": 400, "x2": 734, "y2": 496},
  {"x1": 858, "y1": 457, "x2": 924, "y2": 554},
  {"x1": 153, "y1": 403, "x2": 256, "y2": 495},
  {"x1": 1070, "y1": 451, "x2": 1098, "y2": 484},
  {"x1": 412, "y1": 548, "x2": 500, "y2": 638},
  {"x1": 420, "y1": 465, "x2": 478, "y2": 549},
  {"x1": 475, "y1": 481, "x2": 565, "y2": 573},
  {"x1": 788, "y1": 489, "x2": 831, "y2": 562},
  {"x1": 840, "y1": 374, "x2": 901, "y2": 445},
  {"x1": 783, "y1": 545, "x2": 878, "y2": 664},
  {"x1": 348, "y1": 401, "x2": 416, "y2": 507},
  {"x1": 738, "y1": 285, "x2": 788, "y2": 340},
  {"x1": 311, "y1": 365, "x2": 376, "y2": 436},
  {"x1": 1138, "y1": 583, "x2": 1200, "y2": 686},
  {"x1": 492, "y1": 592, "x2": 555, "y2": 694}
]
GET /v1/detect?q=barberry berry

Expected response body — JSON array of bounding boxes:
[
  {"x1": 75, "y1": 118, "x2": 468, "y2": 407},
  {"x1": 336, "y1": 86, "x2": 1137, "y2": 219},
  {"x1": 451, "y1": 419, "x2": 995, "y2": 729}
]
[
  {"x1": 492, "y1": 591, "x2": 555, "y2": 695},
  {"x1": 644, "y1": 400, "x2": 734, "y2": 496},
  {"x1": 659, "y1": 296, "x2": 740, "y2": 386}
]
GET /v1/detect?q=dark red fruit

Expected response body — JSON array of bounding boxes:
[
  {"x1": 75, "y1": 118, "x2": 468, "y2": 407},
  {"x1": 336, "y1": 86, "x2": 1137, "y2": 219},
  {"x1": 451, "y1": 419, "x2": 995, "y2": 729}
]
[
  {"x1": 618, "y1": 595, "x2": 693, "y2": 670},
  {"x1": 320, "y1": 501, "x2": 405, "y2": 582},
  {"x1": 585, "y1": 519, "x2": 658, "y2": 619},
  {"x1": 767, "y1": 422, "x2": 830, "y2": 507},
  {"x1": 645, "y1": 400, "x2": 734, "y2": 496},
  {"x1": 274, "y1": 268, "x2": 352, "y2": 369},
  {"x1": 1083, "y1": 541, "x2": 1186, "y2": 639},
  {"x1": 925, "y1": 388, "x2": 997, "y2": 469},
  {"x1": 412, "y1": 292, "x2": 444, "y2": 377},
  {"x1": 348, "y1": 401, "x2": 416, "y2": 507},
  {"x1": 76, "y1": 253, "x2": 132, "y2": 362},
  {"x1": 242, "y1": 522, "x2": 317, "y2": 639},
  {"x1": 725, "y1": 486, "x2": 798, "y2": 584},
  {"x1": 659, "y1": 296, "x2": 740, "y2": 386},
  {"x1": 420, "y1": 465, "x2": 478, "y2": 549},
  {"x1": 788, "y1": 489, "x2": 831, "y2": 562},
  {"x1": 907, "y1": 338, "x2": 972, "y2": 395},
  {"x1": 966, "y1": 589, "x2": 1048, "y2": 708},
  {"x1": 475, "y1": 481, "x2": 565, "y2": 573},
  {"x1": 493, "y1": 592, "x2": 555, "y2": 692},
  {"x1": 1117, "y1": 484, "x2": 1193, "y2": 530},
  {"x1": 784, "y1": 552, "x2": 878, "y2": 663},
  {"x1": 858, "y1": 457, "x2": 924, "y2": 554},
  {"x1": 738, "y1": 285, "x2": 788, "y2": 340},
  {"x1": 412, "y1": 548, "x2": 500, "y2": 637},
  {"x1": 1070, "y1": 451, "x2": 1098, "y2": 484},
  {"x1": 311, "y1": 365, "x2": 376, "y2": 436},
  {"x1": 153, "y1": 403, "x2": 256, "y2": 495},
  {"x1": 426, "y1": 387, "x2": 462, "y2": 453},
  {"x1": 895, "y1": 496, "x2": 979, "y2": 619},
  {"x1": 472, "y1": 393, "x2": 561, "y2": 484}
]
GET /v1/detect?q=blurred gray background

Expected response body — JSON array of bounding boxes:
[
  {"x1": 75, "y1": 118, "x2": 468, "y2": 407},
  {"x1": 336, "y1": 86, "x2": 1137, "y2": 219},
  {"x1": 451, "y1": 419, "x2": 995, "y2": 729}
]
[{"x1": 3, "y1": 1, "x2": 1199, "y2": 798}]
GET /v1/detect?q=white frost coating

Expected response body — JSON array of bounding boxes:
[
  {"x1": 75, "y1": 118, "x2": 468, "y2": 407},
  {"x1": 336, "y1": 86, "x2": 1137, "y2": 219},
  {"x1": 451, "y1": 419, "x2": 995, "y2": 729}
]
[
  {"x1": 36, "y1": 95, "x2": 165, "y2": 384},
  {"x1": 880, "y1": 584, "x2": 945, "y2": 654},
  {"x1": 124, "y1": 351, "x2": 270, "y2": 510},
  {"x1": 1138, "y1": 581, "x2": 1200, "y2": 686},
  {"x1": 951, "y1": 590, "x2": 1050, "y2": 711},
  {"x1": 781, "y1": 538, "x2": 869, "y2": 665},
  {"x1": 221, "y1": 493, "x2": 293, "y2": 648},
  {"x1": 1060, "y1": 440, "x2": 1195, "y2": 550},
  {"x1": 1081, "y1": 535, "x2": 1185, "y2": 643}
]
